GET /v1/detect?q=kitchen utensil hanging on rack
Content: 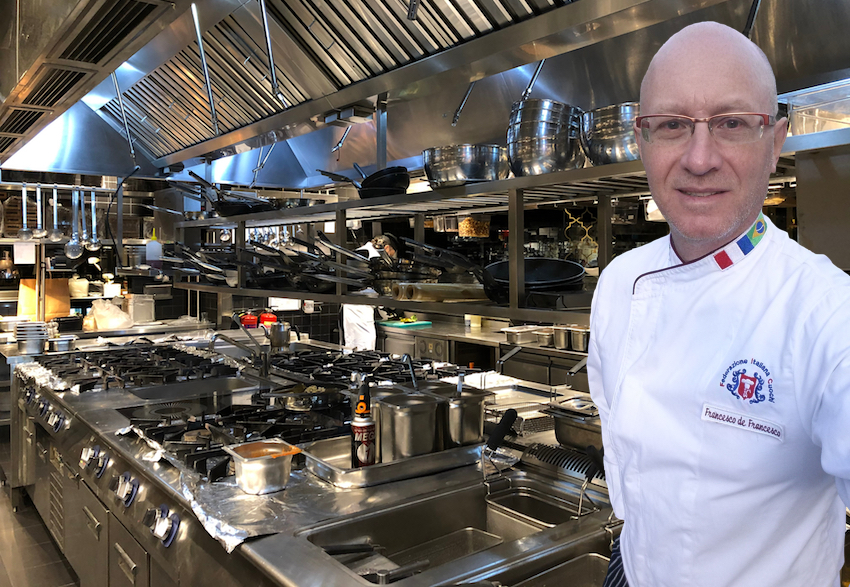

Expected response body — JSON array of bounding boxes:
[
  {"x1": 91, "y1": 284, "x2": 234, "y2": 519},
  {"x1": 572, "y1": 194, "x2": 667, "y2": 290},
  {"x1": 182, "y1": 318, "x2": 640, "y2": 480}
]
[
  {"x1": 87, "y1": 190, "x2": 102, "y2": 251},
  {"x1": 47, "y1": 185, "x2": 63, "y2": 242},
  {"x1": 33, "y1": 184, "x2": 47, "y2": 239},
  {"x1": 79, "y1": 188, "x2": 90, "y2": 247},
  {"x1": 17, "y1": 184, "x2": 33, "y2": 240},
  {"x1": 64, "y1": 190, "x2": 83, "y2": 259}
]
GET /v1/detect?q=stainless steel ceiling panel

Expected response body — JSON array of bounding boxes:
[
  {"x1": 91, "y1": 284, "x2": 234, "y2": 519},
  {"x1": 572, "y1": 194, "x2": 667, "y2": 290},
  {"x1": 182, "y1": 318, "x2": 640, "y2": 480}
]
[{"x1": 229, "y1": 2, "x2": 338, "y2": 97}]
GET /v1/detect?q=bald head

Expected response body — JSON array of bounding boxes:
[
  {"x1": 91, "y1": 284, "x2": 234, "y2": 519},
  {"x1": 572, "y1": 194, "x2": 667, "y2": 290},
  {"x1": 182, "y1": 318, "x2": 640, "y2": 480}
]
[{"x1": 640, "y1": 22, "x2": 777, "y2": 116}]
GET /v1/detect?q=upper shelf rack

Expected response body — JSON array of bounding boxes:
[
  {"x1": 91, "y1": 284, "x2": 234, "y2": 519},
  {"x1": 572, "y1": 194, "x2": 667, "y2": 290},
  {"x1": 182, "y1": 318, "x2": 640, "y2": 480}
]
[{"x1": 174, "y1": 154, "x2": 798, "y2": 229}]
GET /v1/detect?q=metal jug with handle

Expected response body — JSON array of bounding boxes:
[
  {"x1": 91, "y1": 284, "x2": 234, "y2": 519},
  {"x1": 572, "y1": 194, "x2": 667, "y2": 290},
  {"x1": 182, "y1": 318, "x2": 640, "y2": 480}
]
[{"x1": 262, "y1": 321, "x2": 299, "y2": 351}]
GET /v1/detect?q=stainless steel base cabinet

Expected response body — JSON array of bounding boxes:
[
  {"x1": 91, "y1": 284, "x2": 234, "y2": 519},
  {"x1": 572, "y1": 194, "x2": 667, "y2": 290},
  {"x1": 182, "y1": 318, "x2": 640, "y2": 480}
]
[
  {"x1": 65, "y1": 478, "x2": 109, "y2": 587},
  {"x1": 109, "y1": 514, "x2": 150, "y2": 587}
]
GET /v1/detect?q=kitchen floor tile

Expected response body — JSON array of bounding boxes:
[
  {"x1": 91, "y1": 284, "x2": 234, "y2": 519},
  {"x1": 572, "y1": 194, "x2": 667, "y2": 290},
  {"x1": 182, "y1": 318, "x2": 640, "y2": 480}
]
[{"x1": 0, "y1": 485, "x2": 77, "y2": 587}]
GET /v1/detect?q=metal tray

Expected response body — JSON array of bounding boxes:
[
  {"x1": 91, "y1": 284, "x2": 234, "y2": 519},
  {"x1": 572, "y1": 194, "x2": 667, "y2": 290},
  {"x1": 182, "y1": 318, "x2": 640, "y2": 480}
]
[{"x1": 300, "y1": 436, "x2": 482, "y2": 488}]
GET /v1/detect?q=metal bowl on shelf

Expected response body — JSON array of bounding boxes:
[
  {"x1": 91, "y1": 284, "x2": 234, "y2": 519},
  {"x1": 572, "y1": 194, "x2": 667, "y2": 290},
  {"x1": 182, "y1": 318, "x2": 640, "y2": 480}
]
[
  {"x1": 508, "y1": 133, "x2": 585, "y2": 177},
  {"x1": 580, "y1": 102, "x2": 641, "y2": 166},
  {"x1": 422, "y1": 144, "x2": 510, "y2": 188}
]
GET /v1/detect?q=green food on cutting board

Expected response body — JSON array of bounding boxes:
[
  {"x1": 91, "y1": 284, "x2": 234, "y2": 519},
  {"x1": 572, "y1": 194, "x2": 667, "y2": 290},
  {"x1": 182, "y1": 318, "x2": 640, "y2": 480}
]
[{"x1": 378, "y1": 320, "x2": 432, "y2": 328}]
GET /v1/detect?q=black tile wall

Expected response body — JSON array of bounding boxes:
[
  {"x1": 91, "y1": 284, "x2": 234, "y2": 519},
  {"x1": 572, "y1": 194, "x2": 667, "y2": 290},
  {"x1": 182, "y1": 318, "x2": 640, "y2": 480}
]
[
  {"x1": 202, "y1": 294, "x2": 341, "y2": 344},
  {"x1": 155, "y1": 288, "x2": 188, "y2": 321}
]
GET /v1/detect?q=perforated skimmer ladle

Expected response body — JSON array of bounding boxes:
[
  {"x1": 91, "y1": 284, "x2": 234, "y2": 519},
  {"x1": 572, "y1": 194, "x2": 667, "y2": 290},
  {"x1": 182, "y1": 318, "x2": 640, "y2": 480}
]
[
  {"x1": 47, "y1": 185, "x2": 64, "y2": 242},
  {"x1": 33, "y1": 184, "x2": 47, "y2": 239},
  {"x1": 86, "y1": 190, "x2": 102, "y2": 251},
  {"x1": 17, "y1": 184, "x2": 33, "y2": 240},
  {"x1": 64, "y1": 190, "x2": 83, "y2": 260}
]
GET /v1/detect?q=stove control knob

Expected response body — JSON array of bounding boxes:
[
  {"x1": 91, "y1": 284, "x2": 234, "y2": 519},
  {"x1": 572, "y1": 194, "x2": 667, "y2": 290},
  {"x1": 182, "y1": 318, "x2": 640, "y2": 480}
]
[
  {"x1": 46, "y1": 411, "x2": 58, "y2": 428},
  {"x1": 24, "y1": 388, "x2": 35, "y2": 405},
  {"x1": 146, "y1": 504, "x2": 180, "y2": 547},
  {"x1": 79, "y1": 445, "x2": 100, "y2": 470},
  {"x1": 114, "y1": 472, "x2": 139, "y2": 507},
  {"x1": 94, "y1": 451, "x2": 109, "y2": 478},
  {"x1": 38, "y1": 399, "x2": 49, "y2": 418},
  {"x1": 51, "y1": 412, "x2": 65, "y2": 433}
]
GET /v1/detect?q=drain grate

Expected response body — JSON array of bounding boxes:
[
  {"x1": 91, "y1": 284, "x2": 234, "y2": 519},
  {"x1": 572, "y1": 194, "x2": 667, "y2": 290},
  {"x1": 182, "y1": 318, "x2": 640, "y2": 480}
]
[
  {"x1": 23, "y1": 68, "x2": 88, "y2": 107},
  {"x1": 0, "y1": 109, "x2": 46, "y2": 135},
  {"x1": 60, "y1": 0, "x2": 158, "y2": 64}
]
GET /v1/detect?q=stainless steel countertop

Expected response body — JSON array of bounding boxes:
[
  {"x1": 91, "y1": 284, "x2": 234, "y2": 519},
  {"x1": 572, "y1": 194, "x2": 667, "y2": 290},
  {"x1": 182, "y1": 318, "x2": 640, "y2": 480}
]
[
  {"x1": 0, "y1": 321, "x2": 215, "y2": 365},
  {"x1": 378, "y1": 323, "x2": 507, "y2": 347},
  {"x1": 16, "y1": 337, "x2": 609, "y2": 586}
]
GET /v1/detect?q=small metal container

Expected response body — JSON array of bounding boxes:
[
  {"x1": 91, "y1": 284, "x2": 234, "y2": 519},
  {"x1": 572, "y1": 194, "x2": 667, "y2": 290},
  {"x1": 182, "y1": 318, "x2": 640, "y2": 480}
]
[
  {"x1": 17, "y1": 338, "x2": 45, "y2": 355},
  {"x1": 502, "y1": 325, "x2": 539, "y2": 344},
  {"x1": 535, "y1": 328, "x2": 554, "y2": 346},
  {"x1": 222, "y1": 439, "x2": 301, "y2": 495},
  {"x1": 570, "y1": 326, "x2": 590, "y2": 352},
  {"x1": 47, "y1": 335, "x2": 77, "y2": 352},
  {"x1": 425, "y1": 386, "x2": 492, "y2": 449},
  {"x1": 377, "y1": 393, "x2": 440, "y2": 462},
  {"x1": 552, "y1": 326, "x2": 571, "y2": 350}
]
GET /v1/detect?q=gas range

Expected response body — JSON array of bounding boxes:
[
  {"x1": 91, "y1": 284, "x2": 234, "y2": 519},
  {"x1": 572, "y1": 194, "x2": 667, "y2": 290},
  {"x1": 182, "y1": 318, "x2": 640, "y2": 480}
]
[
  {"x1": 34, "y1": 343, "x2": 239, "y2": 391},
  {"x1": 270, "y1": 349, "x2": 474, "y2": 386},
  {"x1": 115, "y1": 398, "x2": 350, "y2": 480}
]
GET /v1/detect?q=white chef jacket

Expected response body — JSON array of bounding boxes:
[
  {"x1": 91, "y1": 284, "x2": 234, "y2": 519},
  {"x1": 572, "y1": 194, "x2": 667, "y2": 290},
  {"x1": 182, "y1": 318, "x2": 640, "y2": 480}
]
[{"x1": 588, "y1": 215, "x2": 850, "y2": 587}]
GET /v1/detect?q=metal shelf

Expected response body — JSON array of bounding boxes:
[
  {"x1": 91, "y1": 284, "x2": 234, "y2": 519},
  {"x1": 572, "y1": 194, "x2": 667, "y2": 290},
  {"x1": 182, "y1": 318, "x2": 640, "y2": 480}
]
[
  {"x1": 175, "y1": 161, "x2": 650, "y2": 229},
  {"x1": 173, "y1": 282, "x2": 591, "y2": 323}
]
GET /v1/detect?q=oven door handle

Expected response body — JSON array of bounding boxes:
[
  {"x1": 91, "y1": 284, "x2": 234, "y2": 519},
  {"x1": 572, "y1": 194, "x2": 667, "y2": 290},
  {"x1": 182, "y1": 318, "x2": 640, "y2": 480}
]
[
  {"x1": 113, "y1": 542, "x2": 138, "y2": 584},
  {"x1": 82, "y1": 506, "x2": 102, "y2": 540}
]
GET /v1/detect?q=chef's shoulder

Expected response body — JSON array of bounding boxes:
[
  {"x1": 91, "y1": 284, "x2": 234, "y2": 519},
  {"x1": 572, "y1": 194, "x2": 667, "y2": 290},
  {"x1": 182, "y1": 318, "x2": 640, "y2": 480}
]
[
  {"x1": 770, "y1": 233, "x2": 850, "y2": 321},
  {"x1": 595, "y1": 236, "x2": 671, "y2": 298}
]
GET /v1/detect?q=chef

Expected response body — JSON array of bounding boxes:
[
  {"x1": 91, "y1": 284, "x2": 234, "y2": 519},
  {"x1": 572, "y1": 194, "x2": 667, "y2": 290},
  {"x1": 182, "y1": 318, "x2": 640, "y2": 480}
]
[{"x1": 588, "y1": 22, "x2": 850, "y2": 587}]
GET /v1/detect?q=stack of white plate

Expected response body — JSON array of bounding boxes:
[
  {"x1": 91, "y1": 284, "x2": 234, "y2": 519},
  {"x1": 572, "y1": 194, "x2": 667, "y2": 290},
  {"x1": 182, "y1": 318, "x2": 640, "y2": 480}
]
[{"x1": 15, "y1": 321, "x2": 48, "y2": 354}]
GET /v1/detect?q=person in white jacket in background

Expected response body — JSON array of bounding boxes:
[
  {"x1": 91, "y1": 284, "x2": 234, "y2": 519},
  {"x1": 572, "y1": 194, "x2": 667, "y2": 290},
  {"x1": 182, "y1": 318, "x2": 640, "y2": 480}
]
[{"x1": 588, "y1": 21, "x2": 850, "y2": 587}]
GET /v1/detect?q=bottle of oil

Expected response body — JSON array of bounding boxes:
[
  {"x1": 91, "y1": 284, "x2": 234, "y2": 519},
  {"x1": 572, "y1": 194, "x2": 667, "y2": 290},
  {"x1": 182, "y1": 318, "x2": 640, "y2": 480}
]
[{"x1": 351, "y1": 378, "x2": 376, "y2": 468}]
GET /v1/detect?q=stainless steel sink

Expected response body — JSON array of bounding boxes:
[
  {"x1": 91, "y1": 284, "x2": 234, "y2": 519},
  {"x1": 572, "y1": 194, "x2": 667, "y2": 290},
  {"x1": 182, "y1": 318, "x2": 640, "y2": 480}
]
[
  {"x1": 298, "y1": 470, "x2": 607, "y2": 584},
  {"x1": 128, "y1": 376, "x2": 258, "y2": 401}
]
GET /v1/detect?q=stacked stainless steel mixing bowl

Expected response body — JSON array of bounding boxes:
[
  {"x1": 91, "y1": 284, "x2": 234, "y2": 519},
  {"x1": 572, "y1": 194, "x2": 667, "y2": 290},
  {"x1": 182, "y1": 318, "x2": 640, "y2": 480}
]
[
  {"x1": 580, "y1": 102, "x2": 641, "y2": 166},
  {"x1": 507, "y1": 99, "x2": 585, "y2": 176}
]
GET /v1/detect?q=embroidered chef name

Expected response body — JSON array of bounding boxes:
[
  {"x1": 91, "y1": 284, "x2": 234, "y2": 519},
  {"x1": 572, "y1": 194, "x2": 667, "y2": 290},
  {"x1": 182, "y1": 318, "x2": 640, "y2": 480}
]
[{"x1": 701, "y1": 403, "x2": 783, "y2": 441}]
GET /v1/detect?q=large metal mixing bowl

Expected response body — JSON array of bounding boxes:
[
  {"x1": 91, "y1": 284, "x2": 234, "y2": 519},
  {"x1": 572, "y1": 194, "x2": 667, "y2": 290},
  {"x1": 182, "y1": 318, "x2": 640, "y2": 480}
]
[
  {"x1": 508, "y1": 133, "x2": 585, "y2": 176},
  {"x1": 509, "y1": 99, "x2": 581, "y2": 125},
  {"x1": 580, "y1": 102, "x2": 641, "y2": 166},
  {"x1": 423, "y1": 144, "x2": 510, "y2": 188}
]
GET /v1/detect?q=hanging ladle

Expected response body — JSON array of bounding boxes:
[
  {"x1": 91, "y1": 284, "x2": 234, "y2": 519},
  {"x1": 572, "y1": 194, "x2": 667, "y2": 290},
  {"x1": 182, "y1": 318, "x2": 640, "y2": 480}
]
[
  {"x1": 33, "y1": 184, "x2": 47, "y2": 239},
  {"x1": 17, "y1": 184, "x2": 33, "y2": 240},
  {"x1": 64, "y1": 190, "x2": 83, "y2": 260},
  {"x1": 79, "y1": 188, "x2": 90, "y2": 247},
  {"x1": 86, "y1": 190, "x2": 102, "y2": 251},
  {"x1": 47, "y1": 185, "x2": 64, "y2": 242}
]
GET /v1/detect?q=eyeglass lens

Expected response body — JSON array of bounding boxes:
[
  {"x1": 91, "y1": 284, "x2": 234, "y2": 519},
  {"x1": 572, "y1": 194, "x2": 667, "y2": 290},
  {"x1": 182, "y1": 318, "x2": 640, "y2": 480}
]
[{"x1": 641, "y1": 114, "x2": 767, "y2": 144}]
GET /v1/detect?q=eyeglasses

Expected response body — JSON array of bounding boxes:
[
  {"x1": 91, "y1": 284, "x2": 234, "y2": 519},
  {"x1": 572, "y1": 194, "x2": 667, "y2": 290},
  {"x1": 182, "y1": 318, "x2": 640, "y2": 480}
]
[{"x1": 634, "y1": 113, "x2": 776, "y2": 145}]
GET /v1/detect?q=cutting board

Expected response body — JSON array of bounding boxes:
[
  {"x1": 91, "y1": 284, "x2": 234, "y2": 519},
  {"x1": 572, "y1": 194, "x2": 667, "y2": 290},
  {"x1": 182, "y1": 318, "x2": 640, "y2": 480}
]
[{"x1": 378, "y1": 320, "x2": 432, "y2": 328}]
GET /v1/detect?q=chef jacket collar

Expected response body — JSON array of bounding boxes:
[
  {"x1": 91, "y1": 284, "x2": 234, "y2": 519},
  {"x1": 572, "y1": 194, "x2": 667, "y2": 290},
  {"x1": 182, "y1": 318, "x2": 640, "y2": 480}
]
[{"x1": 633, "y1": 213, "x2": 768, "y2": 294}]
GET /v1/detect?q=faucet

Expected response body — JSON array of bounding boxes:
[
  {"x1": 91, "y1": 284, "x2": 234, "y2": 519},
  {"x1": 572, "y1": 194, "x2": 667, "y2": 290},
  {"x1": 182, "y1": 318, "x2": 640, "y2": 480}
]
[
  {"x1": 400, "y1": 354, "x2": 418, "y2": 391},
  {"x1": 206, "y1": 313, "x2": 270, "y2": 377},
  {"x1": 496, "y1": 346, "x2": 523, "y2": 375}
]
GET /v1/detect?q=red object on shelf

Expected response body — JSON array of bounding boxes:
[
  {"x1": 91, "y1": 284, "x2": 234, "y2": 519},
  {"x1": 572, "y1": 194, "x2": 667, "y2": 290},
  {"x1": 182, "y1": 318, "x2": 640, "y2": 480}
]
[
  {"x1": 240, "y1": 313, "x2": 259, "y2": 329},
  {"x1": 259, "y1": 311, "x2": 278, "y2": 327}
]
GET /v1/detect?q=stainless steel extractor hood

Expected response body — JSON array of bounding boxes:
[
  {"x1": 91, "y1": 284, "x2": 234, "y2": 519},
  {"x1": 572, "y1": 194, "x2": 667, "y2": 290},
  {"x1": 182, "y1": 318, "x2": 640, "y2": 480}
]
[{"x1": 0, "y1": 0, "x2": 191, "y2": 164}]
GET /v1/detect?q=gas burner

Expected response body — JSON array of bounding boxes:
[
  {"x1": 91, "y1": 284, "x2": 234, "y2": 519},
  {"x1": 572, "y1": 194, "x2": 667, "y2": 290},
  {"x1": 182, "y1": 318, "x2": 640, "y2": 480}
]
[
  {"x1": 35, "y1": 344, "x2": 239, "y2": 393},
  {"x1": 129, "y1": 402, "x2": 207, "y2": 424}
]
